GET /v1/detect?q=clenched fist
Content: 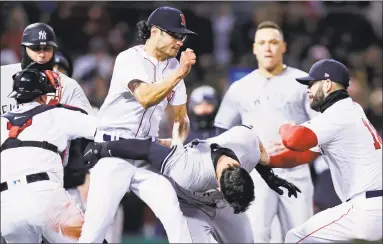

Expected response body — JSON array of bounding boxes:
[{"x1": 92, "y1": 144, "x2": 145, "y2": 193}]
[{"x1": 178, "y1": 48, "x2": 196, "y2": 77}]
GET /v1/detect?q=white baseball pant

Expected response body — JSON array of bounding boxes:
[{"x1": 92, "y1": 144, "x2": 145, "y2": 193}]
[
  {"x1": 79, "y1": 157, "x2": 192, "y2": 243},
  {"x1": 285, "y1": 194, "x2": 382, "y2": 243},
  {"x1": 246, "y1": 166, "x2": 314, "y2": 242},
  {"x1": 1, "y1": 182, "x2": 83, "y2": 243},
  {"x1": 180, "y1": 200, "x2": 254, "y2": 243}
]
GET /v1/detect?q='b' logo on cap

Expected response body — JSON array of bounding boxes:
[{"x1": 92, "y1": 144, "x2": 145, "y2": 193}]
[{"x1": 180, "y1": 14, "x2": 186, "y2": 26}]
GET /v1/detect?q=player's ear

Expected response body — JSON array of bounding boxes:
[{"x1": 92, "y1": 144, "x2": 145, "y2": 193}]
[
  {"x1": 324, "y1": 79, "x2": 333, "y2": 93},
  {"x1": 281, "y1": 41, "x2": 287, "y2": 54},
  {"x1": 150, "y1": 26, "x2": 160, "y2": 37}
]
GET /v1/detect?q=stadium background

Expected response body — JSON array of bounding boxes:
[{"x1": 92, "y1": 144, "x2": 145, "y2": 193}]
[{"x1": 1, "y1": 1, "x2": 382, "y2": 243}]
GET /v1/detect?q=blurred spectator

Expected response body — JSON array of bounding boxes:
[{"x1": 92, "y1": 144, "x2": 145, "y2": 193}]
[
  {"x1": 72, "y1": 36, "x2": 114, "y2": 82},
  {"x1": 212, "y1": 3, "x2": 235, "y2": 68},
  {"x1": 1, "y1": 5, "x2": 28, "y2": 60},
  {"x1": 0, "y1": 49, "x2": 19, "y2": 65}
]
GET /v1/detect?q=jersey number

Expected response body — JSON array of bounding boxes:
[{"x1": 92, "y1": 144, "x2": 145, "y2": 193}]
[{"x1": 362, "y1": 118, "x2": 382, "y2": 150}]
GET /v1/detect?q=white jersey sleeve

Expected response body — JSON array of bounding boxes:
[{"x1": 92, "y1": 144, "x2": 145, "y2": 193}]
[
  {"x1": 214, "y1": 83, "x2": 242, "y2": 129},
  {"x1": 59, "y1": 73, "x2": 93, "y2": 115},
  {"x1": 52, "y1": 108, "x2": 97, "y2": 140},
  {"x1": 113, "y1": 50, "x2": 148, "y2": 94},
  {"x1": 302, "y1": 113, "x2": 342, "y2": 145},
  {"x1": 169, "y1": 80, "x2": 187, "y2": 106}
]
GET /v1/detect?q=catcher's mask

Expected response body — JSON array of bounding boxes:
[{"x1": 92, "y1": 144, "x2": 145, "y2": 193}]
[{"x1": 9, "y1": 69, "x2": 62, "y2": 104}]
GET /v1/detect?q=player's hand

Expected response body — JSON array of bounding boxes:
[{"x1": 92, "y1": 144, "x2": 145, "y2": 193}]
[
  {"x1": 267, "y1": 175, "x2": 302, "y2": 198},
  {"x1": 283, "y1": 120, "x2": 296, "y2": 126},
  {"x1": 157, "y1": 138, "x2": 173, "y2": 148},
  {"x1": 177, "y1": 48, "x2": 196, "y2": 77},
  {"x1": 265, "y1": 140, "x2": 286, "y2": 155},
  {"x1": 258, "y1": 141, "x2": 270, "y2": 165}
]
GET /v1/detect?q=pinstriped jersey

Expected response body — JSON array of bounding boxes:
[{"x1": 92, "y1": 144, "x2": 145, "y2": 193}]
[{"x1": 96, "y1": 45, "x2": 187, "y2": 139}]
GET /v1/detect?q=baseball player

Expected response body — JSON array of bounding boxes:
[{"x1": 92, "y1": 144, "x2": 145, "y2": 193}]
[
  {"x1": 0, "y1": 69, "x2": 96, "y2": 243},
  {"x1": 51, "y1": 50, "x2": 124, "y2": 244},
  {"x1": 185, "y1": 85, "x2": 222, "y2": 143},
  {"x1": 1, "y1": 23, "x2": 92, "y2": 115},
  {"x1": 79, "y1": 6, "x2": 197, "y2": 243},
  {"x1": 214, "y1": 21, "x2": 317, "y2": 242},
  {"x1": 83, "y1": 124, "x2": 302, "y2": 243},
  {"x1": 265, "y1": 59, "x2": 382, "y2": 243}
]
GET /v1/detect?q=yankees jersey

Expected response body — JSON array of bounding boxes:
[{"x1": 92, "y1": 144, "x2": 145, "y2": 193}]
[
  {"x1": 303, "y1": 98, "x2": 382, "y2": 202},
  {"x1": 96, "y1": 45, "x2": 187, "y2": 139},
  {"x1": 163, "y1": 125, "x2": 261, "y2": 193},
  {"x1": 0, "y1": 102, "x2": 97, "y2": 188},
  {"x1": 215, "y1": 67, "x2": 318, "y2": 174},
  {"x1": 1, "y1": 63, "x2": 93, "y2": 115},
  {"x1": 215, "y1": 67, "x2": 317, "y2": 141}
]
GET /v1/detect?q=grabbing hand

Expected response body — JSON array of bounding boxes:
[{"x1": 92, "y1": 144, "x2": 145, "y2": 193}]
[
  {"x1": 265, "y1": 140, "x2": 286, "y2": 155},
  {"x1": 178, "y1": 48, "x2": 196, "y2": 77},
  {"x1": 157, "y1": 138, "x2": 173, "y2": 148},
  {"x1": 266, "y1": 175, "x2": 301, "y2": 198}
]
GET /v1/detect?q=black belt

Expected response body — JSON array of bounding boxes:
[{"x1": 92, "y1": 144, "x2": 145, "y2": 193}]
[
  {"x1": 346, "y1": 190, "x2": 382, "y2": 202},
  {"x1": 103, "y1": 134, "x2": 115, "y2": 142},
  {"x1": 103, "y1": 134, "x2": 153, "y2": 142},
  {"x1": 0, "y1": 172, "x2": 50, "y2": 192}
]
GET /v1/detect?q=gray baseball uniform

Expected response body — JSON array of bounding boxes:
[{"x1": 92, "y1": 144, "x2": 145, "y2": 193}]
[
  {"x1": 98, "y1": 125, "x2": 260, "y2": 243},
  {"x1": 165, "y1": 125, "x2": 260, "y2": 243},
  {"x1": 215, "y1": 66, "x2": 316, "y2": 242}
]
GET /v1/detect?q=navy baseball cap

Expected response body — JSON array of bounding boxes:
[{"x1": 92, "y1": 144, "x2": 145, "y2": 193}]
[
  {"x1": 296, "y1": 59, "x2": 350, "y2": 87},
  {"x1": 147, "y1": 6, "x2": 197, "y2": 35}
]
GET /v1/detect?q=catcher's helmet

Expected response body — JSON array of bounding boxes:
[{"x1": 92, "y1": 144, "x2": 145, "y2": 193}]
[
  {"x1": 21, "y1": 23, "x2": 58, "y2": 48},
  {"x1": 9, "y1": 69, "x2": 60, "y2": 100},
  {"x1": 54, "y1": 51, "x2": 73, "y2": 77}
]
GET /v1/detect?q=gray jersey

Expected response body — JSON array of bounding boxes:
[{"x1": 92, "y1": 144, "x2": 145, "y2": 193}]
[
  {"x1": 162, "y1": 125, "x2": 261, "y2": 203},
  {"x1": 215, "y1": 67, "x2": 318, "y2": 175},
  {"x1": 215, "y1": 67, "x2": 316, "y2": 140}
]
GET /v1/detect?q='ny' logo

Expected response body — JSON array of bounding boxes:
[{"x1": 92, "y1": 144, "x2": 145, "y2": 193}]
[
  {"x1": 180, "y1": 14, "x2": 186, "y2": 26},
  {"x1": 39, "y1": 30, "x2": 47, "y2": 40}
]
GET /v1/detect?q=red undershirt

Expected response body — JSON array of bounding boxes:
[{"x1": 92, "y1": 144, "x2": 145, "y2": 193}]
[{"x1": 269, "y1": 124, "x2": 321, "y2": 168}]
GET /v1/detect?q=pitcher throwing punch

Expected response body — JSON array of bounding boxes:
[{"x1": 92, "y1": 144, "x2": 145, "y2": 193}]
[{"x1": 79, "y1": 6, "x2": 198, "y2": 243}]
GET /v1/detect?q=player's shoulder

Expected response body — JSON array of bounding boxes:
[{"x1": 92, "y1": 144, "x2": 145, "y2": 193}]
[
  {"x1": 1, "y1": 63, "x2": 21, "y2": 74},
  {"x1": 51, "y1": 103, "x2": 89, "y2": 115},
  {"x1": 57, "y1": 71, "x2": 78, "y2": 86},
  {"x1": 227, "y1": 70, "x2": 259, "y2": 91},
  {"x1": 285, "y1": 66, "x2": 308, "y2": 77},
  {"x1": 117, "y1": 45, "x2": 144, "y2": 60}
]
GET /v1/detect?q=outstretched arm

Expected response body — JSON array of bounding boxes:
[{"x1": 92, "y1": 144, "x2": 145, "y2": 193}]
[{"x1": 84, "y1": 139, "x2": 173, "y2": 171}]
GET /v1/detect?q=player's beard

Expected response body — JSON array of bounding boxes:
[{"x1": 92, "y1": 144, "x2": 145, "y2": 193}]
[
  {"x1": 310, "y1": 85, "x2": 326, "y2": 112},
  {"x1": 156, "y1": 44, "x2": 177, "y2": 59}
]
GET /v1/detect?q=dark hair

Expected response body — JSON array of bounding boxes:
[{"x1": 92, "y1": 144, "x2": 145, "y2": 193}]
[
  {"x1": 220, "y1": 165, "x2": 255, "y2": 214},
  {"x1": 136, "y1": 21, "x2": 151, "y2": 41},
  {"x1": 256, "y1": 21, "x2": 284, "y2": 40}
]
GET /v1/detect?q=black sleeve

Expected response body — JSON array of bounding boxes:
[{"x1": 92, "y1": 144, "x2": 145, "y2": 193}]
[
  {"x1": 255, "y1": 163, "x2": 275, "y2": 181},
  {"x1": 64, "y1": 138, "x2": 91, "y2": 189},
  {"x1": 103, "y1": 139, "x2": 173, "y2": 171}
]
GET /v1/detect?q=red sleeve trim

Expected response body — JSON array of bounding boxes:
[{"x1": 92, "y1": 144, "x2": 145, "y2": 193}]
[
  {"x1": 269, "y1": 149, "x2": 320, "y2": 168},
  {"x1": 279, "y1": 124, "x2": 318, "y2": 152}
]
